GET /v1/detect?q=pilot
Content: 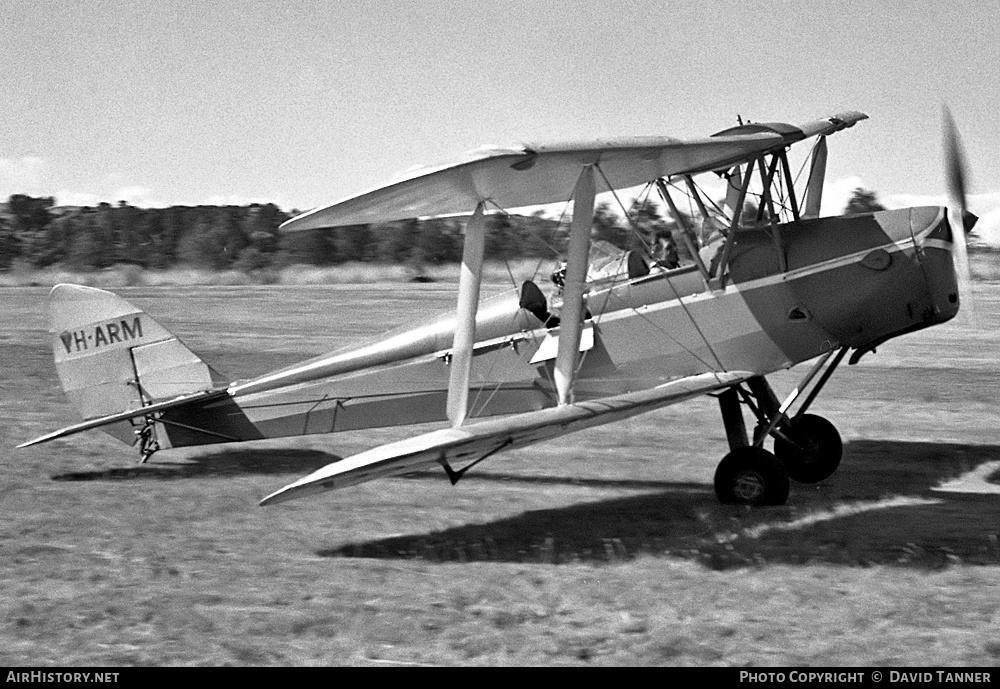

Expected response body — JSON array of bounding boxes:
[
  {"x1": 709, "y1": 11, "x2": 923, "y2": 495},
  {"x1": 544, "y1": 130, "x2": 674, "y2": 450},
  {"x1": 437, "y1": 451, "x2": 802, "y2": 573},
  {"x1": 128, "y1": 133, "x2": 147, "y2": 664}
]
[
  {"x1": 548, "y1": 260, "x2": 591, "y2": 321},
  {"x1": 550, "y1": 260, "x2": 567, "y2": 291},
  {"x1": 654, "y1": 235, "x2": 679, "y2": 269},
  {"x1": 699, "y1": 216, "x2": 726, "y2": 273},
  {"x1": 700, "y1": 215, "x2": 725, "y2": 246}
]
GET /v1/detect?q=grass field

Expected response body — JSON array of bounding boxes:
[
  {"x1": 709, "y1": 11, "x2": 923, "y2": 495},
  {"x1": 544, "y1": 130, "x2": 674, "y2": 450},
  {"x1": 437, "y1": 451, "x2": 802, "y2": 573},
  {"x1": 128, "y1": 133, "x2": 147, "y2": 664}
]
[{"x1": 2, "y1": 280, "x2": 999, "y2": 666}]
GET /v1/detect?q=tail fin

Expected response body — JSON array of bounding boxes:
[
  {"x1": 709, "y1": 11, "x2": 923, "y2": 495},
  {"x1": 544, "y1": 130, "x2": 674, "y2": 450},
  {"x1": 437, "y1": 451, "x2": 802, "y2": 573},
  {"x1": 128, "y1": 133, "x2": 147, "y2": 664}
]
[{"x1": 49, "y1": 284, "x2": 224, "y2": 444}]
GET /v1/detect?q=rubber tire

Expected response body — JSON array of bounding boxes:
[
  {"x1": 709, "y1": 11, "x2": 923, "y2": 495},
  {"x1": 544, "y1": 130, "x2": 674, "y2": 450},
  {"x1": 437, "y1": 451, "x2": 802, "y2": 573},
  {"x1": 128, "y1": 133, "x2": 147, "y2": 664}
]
[
  {"x1": 773, "y1": 413, "x2": 843, "y2": 484},
  {"x1": 714, "y1": 446, "x2": 790, "y2": 506}
]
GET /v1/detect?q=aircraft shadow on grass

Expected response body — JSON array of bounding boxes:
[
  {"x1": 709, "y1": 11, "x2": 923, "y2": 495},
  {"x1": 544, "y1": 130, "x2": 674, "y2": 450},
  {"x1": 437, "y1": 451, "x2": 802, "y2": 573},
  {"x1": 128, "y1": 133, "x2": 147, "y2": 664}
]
[
  {"x1": 50, "y1": 448, "x2": 339, "y2": 481},
  {"x1": 317, "y1": 439, "x2": 1000, "y2": 570},
  {"x1": 48, "y1": 438, "x2": 1000, "y2": 569}
]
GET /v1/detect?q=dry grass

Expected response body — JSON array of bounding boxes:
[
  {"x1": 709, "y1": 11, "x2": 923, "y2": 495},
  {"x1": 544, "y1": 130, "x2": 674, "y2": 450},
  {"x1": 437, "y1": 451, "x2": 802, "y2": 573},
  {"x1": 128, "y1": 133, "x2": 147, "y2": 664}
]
[{"x1": 2, "y1": 283, "x2": 999, "y2": 666}]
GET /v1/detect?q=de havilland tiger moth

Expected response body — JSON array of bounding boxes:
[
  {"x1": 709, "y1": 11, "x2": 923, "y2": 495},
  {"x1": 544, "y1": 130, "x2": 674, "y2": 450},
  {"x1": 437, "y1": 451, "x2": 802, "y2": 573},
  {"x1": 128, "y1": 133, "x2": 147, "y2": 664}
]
[{"x1": 19, "y1": 109, "x2": 978, "y2": 509}]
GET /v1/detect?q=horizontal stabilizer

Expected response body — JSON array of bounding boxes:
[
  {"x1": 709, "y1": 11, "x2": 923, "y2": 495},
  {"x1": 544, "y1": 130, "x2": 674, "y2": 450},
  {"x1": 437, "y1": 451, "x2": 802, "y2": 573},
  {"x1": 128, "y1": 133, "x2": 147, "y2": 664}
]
[
  {"x1": 18, "y1": 389, "x2": 230, "y2": 448},
  {"x1": 260, "y1": 370, "x2": 753, "y2": 506}
]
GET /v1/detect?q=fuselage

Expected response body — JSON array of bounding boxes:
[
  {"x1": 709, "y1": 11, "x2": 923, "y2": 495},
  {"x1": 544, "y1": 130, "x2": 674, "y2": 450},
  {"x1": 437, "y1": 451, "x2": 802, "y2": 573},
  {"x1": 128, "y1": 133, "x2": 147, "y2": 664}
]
[{"x1": 157, "y1": 206, "x2": 961, "y2": 448}]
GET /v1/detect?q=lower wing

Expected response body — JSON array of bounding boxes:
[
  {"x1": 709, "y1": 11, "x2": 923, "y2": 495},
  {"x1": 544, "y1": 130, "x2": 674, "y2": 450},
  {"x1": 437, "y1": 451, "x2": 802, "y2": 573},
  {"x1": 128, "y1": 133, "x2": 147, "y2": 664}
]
[{"x1": 260, "y1": 370, "x2": 754, "y2": 506}]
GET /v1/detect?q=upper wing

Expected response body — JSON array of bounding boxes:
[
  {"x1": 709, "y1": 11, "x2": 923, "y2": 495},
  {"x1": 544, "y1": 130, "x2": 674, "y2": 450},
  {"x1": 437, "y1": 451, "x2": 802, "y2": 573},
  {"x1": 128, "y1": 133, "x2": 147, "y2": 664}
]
[
  {"x1": 260, "y1": 369, "x2": 754, "y2": 506},
  {"x1": 281, "y1": 112, "x2": 867, "y2": 232}
]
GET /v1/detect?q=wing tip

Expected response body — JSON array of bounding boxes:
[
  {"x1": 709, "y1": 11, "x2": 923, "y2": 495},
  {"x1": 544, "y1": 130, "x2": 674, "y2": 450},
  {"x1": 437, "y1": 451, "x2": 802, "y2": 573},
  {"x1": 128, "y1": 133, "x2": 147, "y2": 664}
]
[
  {"x1": 258, "y1": 485, "x2": 295, "y2": 506},
  {"x1": 258, "y1": 493, "x2": 282, "y2": 507},
  {"x1": 259, "y1": 475, "x2": 336, "y2": 507},
  {"x1": 17, "y1": 429, "x2": 70, "y2": 448}
]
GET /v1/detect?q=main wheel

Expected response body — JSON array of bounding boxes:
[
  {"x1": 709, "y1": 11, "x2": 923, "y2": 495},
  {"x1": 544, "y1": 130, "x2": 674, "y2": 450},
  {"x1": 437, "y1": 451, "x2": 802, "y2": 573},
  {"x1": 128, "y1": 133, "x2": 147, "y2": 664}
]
[
  {"x1": 714, "y1": 447, "x2": 790, "y2": 506},
  {"x1": 772, "y1": 413, "x2": 842, "y2": 484}
]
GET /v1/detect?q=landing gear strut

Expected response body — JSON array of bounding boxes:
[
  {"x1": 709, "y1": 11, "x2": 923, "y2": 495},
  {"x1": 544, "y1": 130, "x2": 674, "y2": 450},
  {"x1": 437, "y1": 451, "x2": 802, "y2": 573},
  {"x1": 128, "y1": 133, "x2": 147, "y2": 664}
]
[{"x1": 713, "y1": 347, "x2": 847, "y2": 504}]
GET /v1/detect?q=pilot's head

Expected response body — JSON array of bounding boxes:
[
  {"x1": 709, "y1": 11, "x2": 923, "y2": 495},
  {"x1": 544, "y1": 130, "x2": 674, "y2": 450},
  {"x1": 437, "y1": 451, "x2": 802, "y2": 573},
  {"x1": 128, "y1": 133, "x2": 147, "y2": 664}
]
[{"x1": 551, "y1": 261, "x2": 567, "y2": 287}]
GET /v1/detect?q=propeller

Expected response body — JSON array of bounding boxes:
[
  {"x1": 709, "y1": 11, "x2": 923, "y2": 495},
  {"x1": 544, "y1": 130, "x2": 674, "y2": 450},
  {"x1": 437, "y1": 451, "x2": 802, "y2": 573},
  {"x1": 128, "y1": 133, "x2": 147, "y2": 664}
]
[{"x1": 943, "y1": 105, "x2": 977, "y2": 313}]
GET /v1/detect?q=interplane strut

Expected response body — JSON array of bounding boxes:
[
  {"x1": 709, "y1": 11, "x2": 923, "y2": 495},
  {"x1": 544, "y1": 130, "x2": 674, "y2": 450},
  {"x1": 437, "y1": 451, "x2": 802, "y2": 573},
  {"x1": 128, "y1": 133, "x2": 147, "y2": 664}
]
[
  {"x1": 446, "y1": 202, "x2": 487, "y2": 426},
  {"x1": 555, "y1": 165, "x2": 596, "y2": 405}
]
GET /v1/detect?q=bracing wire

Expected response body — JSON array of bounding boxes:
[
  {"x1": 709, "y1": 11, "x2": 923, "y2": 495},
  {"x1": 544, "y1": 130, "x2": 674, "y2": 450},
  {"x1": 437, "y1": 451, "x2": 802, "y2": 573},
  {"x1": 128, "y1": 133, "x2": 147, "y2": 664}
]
[
  {"x1": 481, "y1": 199, "x2": 521, "y2": 294},
  {"x1": 475, "y1": 198, "x2": 561, "y2": 402},
  {"x1": 626, "y1": 304, "x2": 717, "y2": 371},
  {"x1": 526, "y1": 190, "x2": 577, "y2": 283},
  {"x1": 793, "y1": 146, "x2": 812, "y2": 188},
  {"x1": 595, "y1": 165, "x2": 655, "y2": 256}
]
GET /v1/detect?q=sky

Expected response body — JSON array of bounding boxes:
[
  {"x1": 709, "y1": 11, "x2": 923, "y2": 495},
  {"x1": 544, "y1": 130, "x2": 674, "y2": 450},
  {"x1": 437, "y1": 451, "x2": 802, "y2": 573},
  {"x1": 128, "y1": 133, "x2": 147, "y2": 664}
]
[{"x1": 4, "y1": 0, "x2": 1000, "y2": 240}]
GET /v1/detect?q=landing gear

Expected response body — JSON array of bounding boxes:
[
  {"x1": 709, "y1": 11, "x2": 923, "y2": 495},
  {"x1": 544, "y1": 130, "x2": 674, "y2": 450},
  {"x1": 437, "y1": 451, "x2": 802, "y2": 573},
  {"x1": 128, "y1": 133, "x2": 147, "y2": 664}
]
[
  {"x1": 712, "y1": 347, "x2": 848, "y2": 504},
  {"x1": 773, "y1": 413, "x2": 842, "y2": 483},
  {"x1": 714, "y1": 446, "x2": 789, "y2": 505}
]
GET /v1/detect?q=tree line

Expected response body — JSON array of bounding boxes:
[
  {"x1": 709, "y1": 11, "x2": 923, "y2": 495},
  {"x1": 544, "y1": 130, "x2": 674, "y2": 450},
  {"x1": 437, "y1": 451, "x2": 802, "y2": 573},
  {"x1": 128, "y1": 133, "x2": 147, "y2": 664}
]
[
  {"x1": 0, "y1": 188, "x2": 886, "y2": 273},
  {"x1": 0, "y1": 195, "x2": 684, "y2": 273}
]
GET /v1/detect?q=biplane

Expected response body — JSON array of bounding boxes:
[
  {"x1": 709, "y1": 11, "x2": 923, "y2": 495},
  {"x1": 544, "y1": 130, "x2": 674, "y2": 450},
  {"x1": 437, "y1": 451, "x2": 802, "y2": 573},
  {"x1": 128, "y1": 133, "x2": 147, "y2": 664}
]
[{"x1": 20, "y1": 109, "x2": 976, "y2": 508}]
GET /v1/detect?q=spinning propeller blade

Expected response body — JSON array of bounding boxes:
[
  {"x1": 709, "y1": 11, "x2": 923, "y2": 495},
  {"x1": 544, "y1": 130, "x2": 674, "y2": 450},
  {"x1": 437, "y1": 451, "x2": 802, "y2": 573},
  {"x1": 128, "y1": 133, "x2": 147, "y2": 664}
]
[{"x1": 943, "y1": 106, "x2": 976, "y2": 309}]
